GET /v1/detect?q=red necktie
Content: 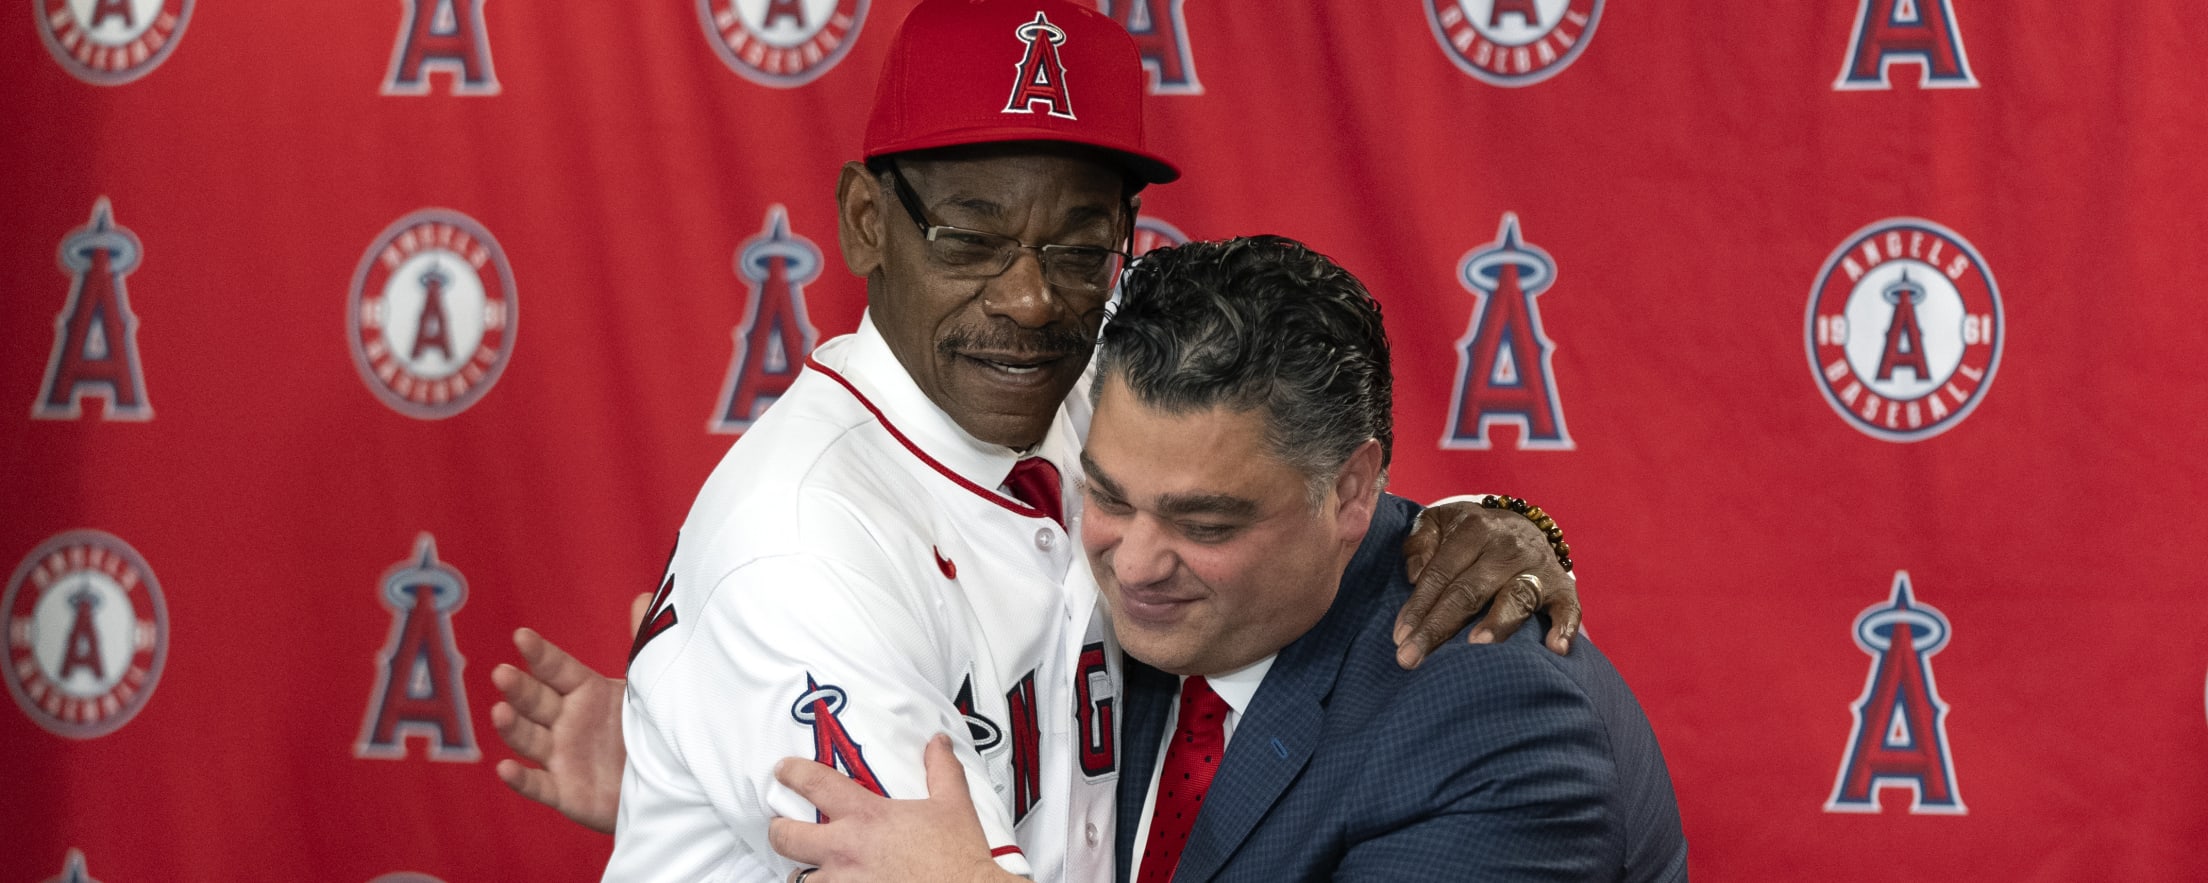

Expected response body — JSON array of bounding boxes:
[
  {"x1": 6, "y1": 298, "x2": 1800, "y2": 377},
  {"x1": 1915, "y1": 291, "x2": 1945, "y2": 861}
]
[
  {"x1": 1004, "y1": 456, "x2": 1064, "y2": 528},
  {"x1": 1138, "y1": 676, "x2": 1228, "y2": 883}
]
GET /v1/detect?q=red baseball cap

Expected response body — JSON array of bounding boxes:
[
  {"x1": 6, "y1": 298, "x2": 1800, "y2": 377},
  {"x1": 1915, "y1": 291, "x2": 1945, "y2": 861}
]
[{"x1": 864, "y1": 0, "x2": 1180, "y2": 185}]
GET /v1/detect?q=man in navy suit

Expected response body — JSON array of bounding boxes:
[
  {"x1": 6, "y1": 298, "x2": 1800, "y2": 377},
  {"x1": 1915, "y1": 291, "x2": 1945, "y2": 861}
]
[{"x1": 772, "y1": 236, "x2": 1686, "y2": 881}]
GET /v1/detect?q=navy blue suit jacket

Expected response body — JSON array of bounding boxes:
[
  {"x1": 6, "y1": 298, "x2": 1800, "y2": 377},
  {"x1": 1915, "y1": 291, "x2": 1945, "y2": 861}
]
[{"x1": 1114, "y1": 496, "x2": 1687, "y2": 882}]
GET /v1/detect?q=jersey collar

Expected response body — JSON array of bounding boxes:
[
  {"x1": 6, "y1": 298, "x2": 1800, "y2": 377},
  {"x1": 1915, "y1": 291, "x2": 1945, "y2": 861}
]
[{"x1": 814, "y1": 314, "x2": 1079, "y2": 517}]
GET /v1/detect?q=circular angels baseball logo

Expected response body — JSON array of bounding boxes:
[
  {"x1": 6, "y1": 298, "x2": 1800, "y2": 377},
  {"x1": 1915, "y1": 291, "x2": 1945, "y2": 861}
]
[
  {"x1": 1806, "y1": 218, "x2": 2002, "y2": 442},
  {"x1": 348, "y1": 209, "x2": 517, "y2": 419},
  {"x1": 4, "y1": 530, "x2": 169, "y2": 739},
  {"x1": 698, "y1": 0, "x2": 869, "y2": 87},
  {"x1": 1424, "y1": 0, "x2": 1602, "y2": 87},
  {"x1": 35, "y1": 0, "x2": 193, "y2": 85}
]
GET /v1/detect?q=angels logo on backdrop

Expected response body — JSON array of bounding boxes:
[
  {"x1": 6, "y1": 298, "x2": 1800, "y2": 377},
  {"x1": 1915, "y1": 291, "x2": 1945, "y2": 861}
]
[
  {"x1": 1131, "y1": 215, "x2": 1190, "y2": 257},
  {"x1": 355, "y1": 533, "x2": 480, "y2": 762},
  {"x1": 1828, "y1": 571, "x2": 1965, "y2": 814},
  {"x1": 1442, "y1": 213, "x2": 1571, "y2": 451},
  {"x1": 41, "y1": 849, "x2": 102, "y2": 883},
  {"x1": 712, "y1": 206, "x2": 822, "y2": 434},
  {"x1": 348, "y1": 209, "x2": 517, "y2": 419},
  {"x1": 1004, "y1": 11, "x2": 1075, "y2": 118},
  {"x1": 1095, "y1": 0, "x2": 1201, "y2": 94},
  {"x1": 383, "y1": 0, "x2": 499, "y2": 95},
  {"x1": 1835, "y1": 0, "x2": 1976, "y2": 90},
  {"x1": 3, "y1": 530, "x2": 169, "y2": 740},
  {"x1": 1424, "y1": 0, "x2": 1602, "y2": 87},
  {"x1": 34, "y1": 198, "x2": 151, "y2": 422},
  {"x1": 698, "y1": 0, "x2": 868, "y2": 87},
  {"x1": 1806, "y1": 218, "x2": 2000, "y2": 442},
  {"x1": 35, "y1": 0, "x2": 193, "y2": 85}
]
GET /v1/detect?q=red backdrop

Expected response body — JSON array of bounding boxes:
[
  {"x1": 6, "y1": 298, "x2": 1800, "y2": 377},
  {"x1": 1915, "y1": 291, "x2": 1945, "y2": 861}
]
[{"x1": 5, "y1": 1, "x2": 2204, "y2": 880}]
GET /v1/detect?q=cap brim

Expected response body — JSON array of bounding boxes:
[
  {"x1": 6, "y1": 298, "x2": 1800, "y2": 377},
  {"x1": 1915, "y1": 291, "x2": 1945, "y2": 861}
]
[{"x1": 868, "y1": 127, "x2": 1181, "y2": 185}]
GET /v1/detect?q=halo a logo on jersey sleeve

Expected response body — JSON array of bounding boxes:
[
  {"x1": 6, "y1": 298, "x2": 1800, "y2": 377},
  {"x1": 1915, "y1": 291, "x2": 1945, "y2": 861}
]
[
  {"x1": 1806, "y1": 218, "x2": 2000, "y2": 442},
  {"x1": 36, "y1": 0, "x2": 193, "y2": 85},
  {"x1": 1828, "y1": 571, "x2": 1965, "y2": 814},
  {"x1": 348, "y1": 209, "x2": 517, "y2": 420},
  {"x1": 1096, "y1": 0, "x2": 1201, "y2": 95},
  {"x1": 355, "y1": 533, "x2": 480, "y2": 762},
  {"x1": 793, "y1": 675, "x2": 886, "y2": 818},
  {"x1": 35, "y1": 198, "x2": 151, "y2": 422},
  {"x1": 713, "y1": 205, "x2": 821, "y2": 434},
  {"x1": 383, "y1": 0, "x2": 499, "y2": 95},
  {"x1": 4, "y1": 530, "x2": 169, "y2": 739},
  {"x1": 1424, "y1": 0, "x2": 1601, "y2": 87},
  {"x1": 1835, "y1": 0, "x2": 1976, "y2": 90},
  {"x1": 697, "y1": 0, "x2": 867, "y2": 87},
  {"x1": 1442, "y1": 213, "x2": 1572, "y2": 451}
]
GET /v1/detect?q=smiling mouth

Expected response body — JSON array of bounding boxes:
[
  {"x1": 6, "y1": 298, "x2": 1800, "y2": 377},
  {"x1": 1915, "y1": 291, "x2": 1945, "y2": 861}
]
[{"x1": 962, "y1": 353, "x2": 1066, "y2": 377}]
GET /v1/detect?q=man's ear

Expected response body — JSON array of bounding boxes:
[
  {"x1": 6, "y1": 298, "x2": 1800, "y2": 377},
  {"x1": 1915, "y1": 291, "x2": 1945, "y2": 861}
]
[
  {"x1": 1331, "y1": 439, "x2": 1385, "y2": 546},
  {"x1": 836, "y1": 161, "x2": 884, "y2": 278}
]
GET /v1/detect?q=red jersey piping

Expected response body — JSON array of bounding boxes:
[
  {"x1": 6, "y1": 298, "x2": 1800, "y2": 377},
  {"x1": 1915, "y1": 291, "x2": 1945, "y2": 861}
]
[{"x1": 806, "y1": 354, "x2": 1053, "y2": 522}]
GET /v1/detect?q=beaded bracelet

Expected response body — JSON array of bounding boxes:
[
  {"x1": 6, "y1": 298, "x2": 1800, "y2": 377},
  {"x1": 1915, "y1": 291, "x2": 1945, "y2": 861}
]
[{"x1": 1479, "y1": 495, "x2": 1573, "y2": 572}]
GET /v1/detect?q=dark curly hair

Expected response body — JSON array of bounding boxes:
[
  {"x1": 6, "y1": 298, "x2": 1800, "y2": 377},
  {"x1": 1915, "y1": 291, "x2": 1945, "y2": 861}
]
[{"x1": 1096, "y1": 235, "x2": 1392, "y2": 497}]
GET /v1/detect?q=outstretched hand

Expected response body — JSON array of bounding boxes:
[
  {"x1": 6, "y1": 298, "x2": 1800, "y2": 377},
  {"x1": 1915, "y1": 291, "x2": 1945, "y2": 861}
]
[
  {"x1": 769, "y1": 734, "x2": 1012, "y2": 883},
  {"x1": 1396, "y1": 498, "x2": 1582, "y2": 668},
  {"x1": 489, "y1": 592, "x2": 649, "y2": 834}
]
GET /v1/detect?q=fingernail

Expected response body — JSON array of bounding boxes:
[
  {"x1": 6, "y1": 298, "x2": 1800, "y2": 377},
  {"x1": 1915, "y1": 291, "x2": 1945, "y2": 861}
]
[
  {"x1": 1469, "y1": 629, "x2": 1494, "y2": 645},
  {"x1": 1392, "y1": 621, "x2": 1411, "y2": 644},
  {"x1": 1557, "y1": 636, "x2": 1571, "y2": 653},
  {"x1": 1396, "y1": 644, "x2": 1423, "y2": 669}
]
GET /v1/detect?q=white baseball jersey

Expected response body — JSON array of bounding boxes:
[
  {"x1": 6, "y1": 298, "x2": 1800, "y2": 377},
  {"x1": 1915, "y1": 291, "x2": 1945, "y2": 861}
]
[{"x1": 607, "y1": 317, "x2": 1123, "y2": 883}]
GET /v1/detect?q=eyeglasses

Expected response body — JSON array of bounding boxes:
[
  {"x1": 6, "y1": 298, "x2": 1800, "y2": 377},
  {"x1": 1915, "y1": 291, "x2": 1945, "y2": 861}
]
[{"x1": 885, "y1": 160, "x2": 1132, "y2": 293}]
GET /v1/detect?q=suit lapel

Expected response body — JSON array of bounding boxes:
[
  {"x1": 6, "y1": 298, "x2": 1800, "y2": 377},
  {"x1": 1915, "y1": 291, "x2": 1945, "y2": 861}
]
[
  {"x1": 1170, "y1": 496, "x2": 1417, "y2": 883},
  {"x1": 1116, "y1": 657, "x2": 1179, "y2": 883}
]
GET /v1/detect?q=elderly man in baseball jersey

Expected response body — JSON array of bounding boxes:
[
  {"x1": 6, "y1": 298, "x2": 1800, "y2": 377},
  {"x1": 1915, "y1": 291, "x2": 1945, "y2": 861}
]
[
  {"x1": 490, "y1": 2, "x2": 1581, "y2": 880},
  {"x1": 773, "y1": 237, "x2": 1686, "y2": 882}
]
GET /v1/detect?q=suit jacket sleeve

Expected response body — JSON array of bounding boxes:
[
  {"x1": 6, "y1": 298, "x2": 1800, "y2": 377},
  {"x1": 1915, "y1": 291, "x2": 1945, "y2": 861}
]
[{"x1": 1332, "y1": 642, "x2": 1624, "y2": 881}]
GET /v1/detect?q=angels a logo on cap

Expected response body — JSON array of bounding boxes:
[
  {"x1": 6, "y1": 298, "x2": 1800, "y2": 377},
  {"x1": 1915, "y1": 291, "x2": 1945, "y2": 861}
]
[
  {"x1": 1425, "y1": 0, "x2": 1603, "y2": 87},
  {"x1": 36, "y1": 0, "x2": 193, "y2": 86},
  {"x1": 1806, "y1": 218, "x2": 2000, "y2": 442},
  {"x1": 347, "y1": 209, "x2": 517, "y2": 420},
  {"x1": 1004, "y1": 11, "x2": 1076, "y2": 119},
  {"x1": 698, "y1": 0, "x2": 868, "y2": 88}
]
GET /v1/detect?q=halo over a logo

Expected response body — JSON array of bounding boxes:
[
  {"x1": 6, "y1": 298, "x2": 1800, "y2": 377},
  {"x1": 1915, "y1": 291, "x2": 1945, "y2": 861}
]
[
  {"x1": 1424, "y1": 0, "x2": 1602, "y2": 87},
  {"x1": 698, "y1": 0, "x2": 868, "y2": 87},
  {"x1": 35, "y1": 0, "x2": 193, "y2": 85},
  {"x1": 348, "y1": 209, "x2": 517, "y2": 419},
  {"x1": 4, "y1": 530, "x2": 169, "y2": 739},
  {"x1": 1806, "y1": 218, "x2": 2001, "y2": 442}
]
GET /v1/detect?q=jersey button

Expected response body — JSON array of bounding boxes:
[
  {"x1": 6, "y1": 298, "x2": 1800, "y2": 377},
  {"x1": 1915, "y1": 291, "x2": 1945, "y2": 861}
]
[
  {"x1": 1085, "y1": 822, "x2": 1100, "y2": 846},
  {"x1": 1035, "y1": 528, "x2": 1055, "y2": 550}
]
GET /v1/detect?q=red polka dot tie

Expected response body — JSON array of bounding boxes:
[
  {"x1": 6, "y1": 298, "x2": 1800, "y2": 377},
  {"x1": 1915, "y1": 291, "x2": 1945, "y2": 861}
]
[{"x1": 1138, "y1": 675, "x2": 1228, "y2": 883}]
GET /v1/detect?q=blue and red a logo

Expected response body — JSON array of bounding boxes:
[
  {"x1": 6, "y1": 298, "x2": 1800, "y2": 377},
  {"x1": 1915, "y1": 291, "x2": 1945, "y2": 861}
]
[
  {"x1": 1442, "y1": 213, "x2": 1571, "y2": 451},
  {"x1": 1004, "y1": 11, "x2": 1076, "y2": 119},
  {"x1": 699, "y1": 0, "x2": 868, "y2": 88},
  {"x1": 1835, "y1": 0, "x2": 1976, "y2": 90},
  {"x1": 1424, "y1": 0, "x2": 1602, "y2": 87},
  {"x1": 36, "y1": 0, "x2": 193, "y2": 86},
  {"x1": 384, "y1": 0, "x2": 499, "y2": 95},
  {"x1": 35, "y1": 198, "x2": 152, "y2": 422},
  {"x1": 793, "y1": 676, "x2": 887, "y2": 818},
  {"x1": 712, "y1": 206, "x2": 821, "y2": 434},
  {"x1": 1096, "y1": 0, "x2": 1201, "y2": 94},
  {"x1": 356, "y1": 533, "x2": 480, "y2": 762},
  {"x1": 1827, "y1": 571, "x2": 1965, "y2": 814}
]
